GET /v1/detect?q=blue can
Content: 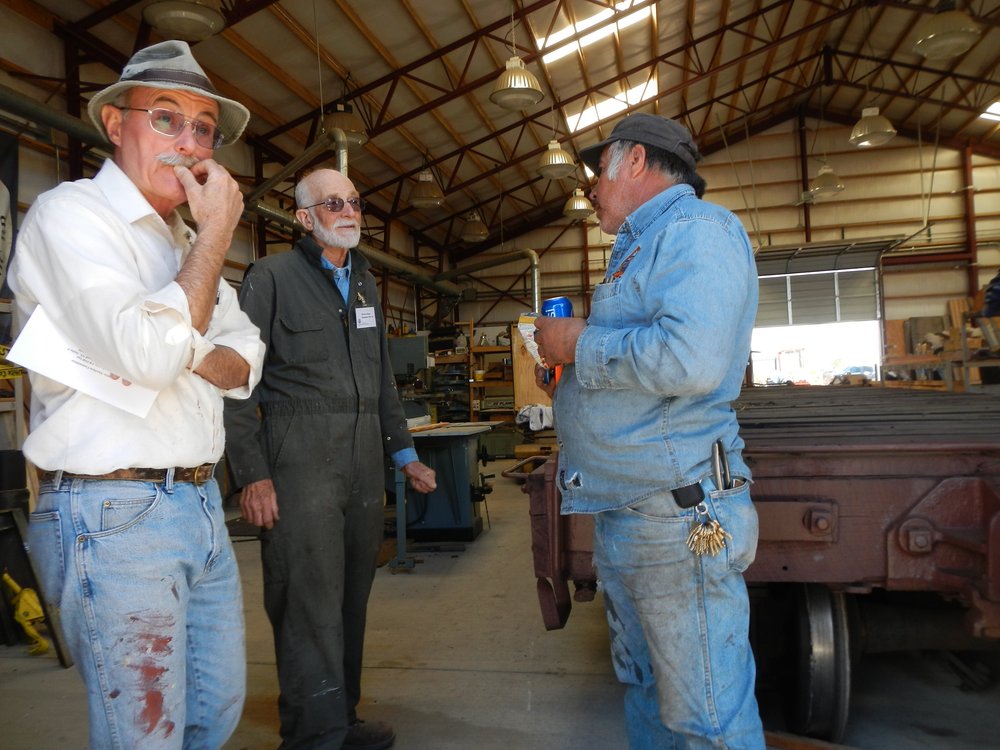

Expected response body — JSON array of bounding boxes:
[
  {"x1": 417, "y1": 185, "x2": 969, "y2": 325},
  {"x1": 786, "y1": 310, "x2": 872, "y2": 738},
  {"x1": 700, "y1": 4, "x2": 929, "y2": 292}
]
[{"x1": 541, "y1": 296, "x2": 573, "y2": 318}]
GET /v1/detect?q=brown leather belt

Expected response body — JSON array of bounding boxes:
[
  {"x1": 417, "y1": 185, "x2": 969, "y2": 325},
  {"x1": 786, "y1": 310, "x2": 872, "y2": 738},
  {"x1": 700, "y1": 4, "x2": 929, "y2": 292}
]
[{"x1": 37, "y1": 463, "x2": 216, "y2": 485}]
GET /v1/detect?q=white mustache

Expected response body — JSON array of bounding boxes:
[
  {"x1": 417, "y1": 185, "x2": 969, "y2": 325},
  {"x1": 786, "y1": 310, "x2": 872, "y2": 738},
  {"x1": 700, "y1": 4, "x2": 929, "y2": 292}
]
[{"x1": 157, "y1": 152, "x2": 198, "y2": 168}]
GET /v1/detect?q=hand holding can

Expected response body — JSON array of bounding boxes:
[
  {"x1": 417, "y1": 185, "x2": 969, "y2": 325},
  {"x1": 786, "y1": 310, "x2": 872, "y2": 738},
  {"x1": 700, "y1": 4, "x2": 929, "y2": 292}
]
[{"x1": 540, "y1": 296, "x2": 573, "y2": 384}]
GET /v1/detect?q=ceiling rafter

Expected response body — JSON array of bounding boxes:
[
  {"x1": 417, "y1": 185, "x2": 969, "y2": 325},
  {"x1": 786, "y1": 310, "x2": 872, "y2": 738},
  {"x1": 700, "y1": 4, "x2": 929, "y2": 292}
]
[
  {"x1": 698, "y1": 0, "x2": 733, "y2": 131},
  {"x1": 370, "y1": 0, "x2": 853, "y2": 227},
  {"x1": 452, "y1": 0, "x2": 545, "y2": 208},
  {"x1": 744, "y1": 0, "x2": 795, "y2": 117},
  {"x1": 265, "y1": 0, "x2": 563, "y2": 139},
  {"x1": 365, "y1": 0, "x2": 842, "y2": 220},
  {"x1": 253, "y1": 3, "x2": 465, "y2": 213},
  {"x1": 442, "y1": 43, "x2": 1000, "y2": 260}
]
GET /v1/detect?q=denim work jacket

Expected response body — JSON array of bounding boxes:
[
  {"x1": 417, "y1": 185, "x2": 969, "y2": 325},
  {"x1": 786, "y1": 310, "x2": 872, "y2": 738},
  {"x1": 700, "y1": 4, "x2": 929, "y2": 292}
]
[{"x1": 553, "y1": 183, "x2": 758, "y2": 513}]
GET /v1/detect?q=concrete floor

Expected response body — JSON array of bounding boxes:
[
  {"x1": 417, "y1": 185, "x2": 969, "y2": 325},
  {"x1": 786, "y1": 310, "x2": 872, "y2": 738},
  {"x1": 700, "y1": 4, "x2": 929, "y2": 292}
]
[{"x1": 2, "y1": 458, "x2": 999, "y2": 749}]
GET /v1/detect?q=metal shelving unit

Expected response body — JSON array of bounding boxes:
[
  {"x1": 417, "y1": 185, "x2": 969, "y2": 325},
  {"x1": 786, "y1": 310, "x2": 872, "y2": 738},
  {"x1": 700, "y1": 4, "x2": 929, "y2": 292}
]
[{"x1": 470, "y1": 341, "x2": 513, "y2": 422}]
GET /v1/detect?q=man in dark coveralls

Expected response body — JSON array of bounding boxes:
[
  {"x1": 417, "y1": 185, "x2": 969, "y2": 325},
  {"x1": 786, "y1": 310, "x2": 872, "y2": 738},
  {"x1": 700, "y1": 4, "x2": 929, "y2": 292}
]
[{"x1": 224, "y1": 168, "x2": 436, "y2": 750}]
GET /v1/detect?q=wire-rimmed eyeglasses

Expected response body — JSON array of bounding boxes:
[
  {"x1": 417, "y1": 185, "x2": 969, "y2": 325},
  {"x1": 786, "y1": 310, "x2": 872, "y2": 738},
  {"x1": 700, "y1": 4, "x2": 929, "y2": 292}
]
[
  {"x1": 115, "y1": 106, "x2": 224, "y2": 150},
  {"x1": 301, "y1": 197, "x2": 367, "y2": 213}
]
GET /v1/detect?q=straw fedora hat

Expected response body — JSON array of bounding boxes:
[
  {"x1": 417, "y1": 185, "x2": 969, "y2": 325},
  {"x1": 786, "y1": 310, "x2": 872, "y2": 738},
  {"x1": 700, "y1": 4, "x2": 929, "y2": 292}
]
[{"x1": 87, "y1": 40, "x2": 250, "y2": 147}]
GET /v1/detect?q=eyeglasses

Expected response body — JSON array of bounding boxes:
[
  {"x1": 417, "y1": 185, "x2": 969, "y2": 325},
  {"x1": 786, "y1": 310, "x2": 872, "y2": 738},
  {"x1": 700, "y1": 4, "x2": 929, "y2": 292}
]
[
  {"x1": 115, "y1": 106, "x2": 224, "y2": 150},
  {"x1": 302, "y1": 197, "x2": 367, "y2": 213}
]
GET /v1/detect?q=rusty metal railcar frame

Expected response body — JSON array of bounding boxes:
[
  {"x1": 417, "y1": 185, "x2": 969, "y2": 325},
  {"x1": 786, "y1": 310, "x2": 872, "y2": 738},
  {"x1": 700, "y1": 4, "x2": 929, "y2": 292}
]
[
  {"x1": 515, "y1": 441, "x2": 1000, "y2": 638},
  {"x1": 511, "y1": 387, "x2": 1000, "y2": 740},
  {"x1": 745, "y1": 442, "x2": 1000, "y2": 639}
]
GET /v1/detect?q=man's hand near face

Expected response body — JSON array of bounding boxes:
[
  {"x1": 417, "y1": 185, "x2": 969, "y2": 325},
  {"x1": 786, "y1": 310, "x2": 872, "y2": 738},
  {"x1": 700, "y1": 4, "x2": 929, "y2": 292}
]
[
  {"x1": 174, "y1": 160, "x2": 243, "y2": 241},
  {"x1": 174, "y1": 160, "x2": 245, "y2": 333}
]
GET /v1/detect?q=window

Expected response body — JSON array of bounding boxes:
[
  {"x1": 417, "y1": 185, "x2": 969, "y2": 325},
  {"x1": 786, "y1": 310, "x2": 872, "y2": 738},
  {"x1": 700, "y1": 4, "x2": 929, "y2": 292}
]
[
  {"x1": 752, "y1": 268, "x2": 881, "y2": 384},
  {"x1": 756, "y1": 268, "x2": 878, "y2": 327}
]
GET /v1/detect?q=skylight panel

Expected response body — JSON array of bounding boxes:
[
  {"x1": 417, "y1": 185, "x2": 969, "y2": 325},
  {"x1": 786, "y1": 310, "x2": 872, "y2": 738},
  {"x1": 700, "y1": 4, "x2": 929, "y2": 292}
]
[
  {"x1": 537, "y1": 1, "x2": 655, "y2": 65},
  {"x1": 981, "y1": 102, "x2": 1000, "y2": 122},
  {"x1": 567, "y1": 78, "x2": 659, "y2": 134}
]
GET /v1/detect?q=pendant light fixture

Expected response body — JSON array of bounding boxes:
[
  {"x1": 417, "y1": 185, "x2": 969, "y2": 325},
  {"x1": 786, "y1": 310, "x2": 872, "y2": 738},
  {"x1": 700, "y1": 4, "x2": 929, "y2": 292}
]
[
  {"x1": 563, "y1": 188, "x2": 594, "y2": 219},
  {"x1": 408, "y1": 167, "x2": 445, "y2": 209},
  {"x1": 849, "y1": 8, "x2": 896, "y2": 149},
  {"x1": 849, "y1": 107, "x2": 897, "y2": 148},
  {"x1": 809, "y1": 164, "x2": 845, "y2": 199},
  {"x1": 491, "y1": 57, "x2": 544, "y2": 109},
  {"x1": 806, "y1": 92, "x2": 844, "y2": 201},
  {"x1": 325, "y1": 100, "x2": 368, "y2": 150},
  {"x1": 308, "y1": 4, "x2": 367, "y2": 168},
  {"x1": 537, "y1": 105, "x2": 575, "y2": 178},
  {"x1": 489, "y1": 5, "x2": 545, "y2": 110},
  {"x1": 537, "y1": 140, "x2": 576, "y2": 179},
  {"x1": 143, "y1": 0, "x2": 225, "y2": 42},
  {"x1": 461, "y1": 211, "x2": 489, "y2": 243},
  {"x1": 913, "y1": 1, "x2": 981, "y2": 60}
]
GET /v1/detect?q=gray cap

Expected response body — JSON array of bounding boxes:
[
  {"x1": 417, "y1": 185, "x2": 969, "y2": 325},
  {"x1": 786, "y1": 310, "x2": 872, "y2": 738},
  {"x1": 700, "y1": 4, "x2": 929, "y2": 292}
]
[
  {"x1": 87, "y1": 40, "x2": 250, "y2": 148},
  {"x1": 579, "y1": 113, "x2": 701, "y2": 173}
]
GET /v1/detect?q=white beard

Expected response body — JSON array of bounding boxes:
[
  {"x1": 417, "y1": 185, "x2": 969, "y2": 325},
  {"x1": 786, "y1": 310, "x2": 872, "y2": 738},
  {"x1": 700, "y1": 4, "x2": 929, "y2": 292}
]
[{"x1": 312, "y1": 221, "x2": 361, "y2": 249}]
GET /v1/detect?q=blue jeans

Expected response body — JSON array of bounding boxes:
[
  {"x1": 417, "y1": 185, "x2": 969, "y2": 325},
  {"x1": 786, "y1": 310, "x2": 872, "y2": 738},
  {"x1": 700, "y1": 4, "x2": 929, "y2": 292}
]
[
  {"x1": 28, "y1": 472, "x2": 245, "y2": 750},
  {"x1": 592, "y1": 479, "x2": 764, "y2": 750}
]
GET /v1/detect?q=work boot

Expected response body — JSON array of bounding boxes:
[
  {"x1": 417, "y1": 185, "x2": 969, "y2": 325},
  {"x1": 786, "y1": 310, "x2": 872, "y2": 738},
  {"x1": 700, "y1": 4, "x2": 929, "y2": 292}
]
[{"x1": 344, "y1": 719, "x2": 395, "y2": 750}]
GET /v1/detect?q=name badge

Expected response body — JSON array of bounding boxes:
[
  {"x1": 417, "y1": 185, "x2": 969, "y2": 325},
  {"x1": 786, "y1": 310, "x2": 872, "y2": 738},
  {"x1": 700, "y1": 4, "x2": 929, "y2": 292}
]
[{"x1": 355, "y1": 307, "x2": 377, "y2": 329}]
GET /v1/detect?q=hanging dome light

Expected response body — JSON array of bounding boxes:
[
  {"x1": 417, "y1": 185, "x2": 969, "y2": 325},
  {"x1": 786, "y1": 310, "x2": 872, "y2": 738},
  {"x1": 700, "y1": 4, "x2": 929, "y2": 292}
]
[
  {"x1": 143, "y1": 0, "x2": 225, "y2": 42},
  {"x1": 489, "y1": 56, "x2": 544, "y2": 110},
  {"x1": 809, "y1": 164, "x2": 845, "y2": 199},
  {"x1": 461, "y1": 211, "x2": 489, "y2": 242},
  {"x1": 849, "y1": 107, "x2": 897, "y2": 148},
  {"x1": 537, "y1": 140, "x2": 576, "y2": 179},
  {"x1": 324, "y1": 102, "x2": 368, "y2": 149},
  {"x1": 563, "y1": 189, "x2": 594, "y2": 220},
  {"x1": 408, "y1": 169, "x2": 445, "y2": 209},
  {"x1": 913, "y1": 2, "x2": 981, "y2": 60}
]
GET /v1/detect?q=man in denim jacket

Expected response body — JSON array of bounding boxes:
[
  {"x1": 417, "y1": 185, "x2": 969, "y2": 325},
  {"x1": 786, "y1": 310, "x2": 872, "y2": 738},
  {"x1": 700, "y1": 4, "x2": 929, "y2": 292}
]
[{"x1": 533, "y1": 113, "x2": 764, "y2": 749}]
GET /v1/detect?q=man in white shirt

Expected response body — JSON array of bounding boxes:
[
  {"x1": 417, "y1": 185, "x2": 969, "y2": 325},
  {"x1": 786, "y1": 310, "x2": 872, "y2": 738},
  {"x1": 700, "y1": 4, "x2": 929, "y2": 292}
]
[{"x1": 8, "y1": 40, "x2": 264, "y2": 750}]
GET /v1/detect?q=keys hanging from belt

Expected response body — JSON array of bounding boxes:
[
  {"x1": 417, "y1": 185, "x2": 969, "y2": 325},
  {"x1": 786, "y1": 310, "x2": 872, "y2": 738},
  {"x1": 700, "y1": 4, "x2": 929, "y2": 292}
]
[
  {"x1": 686, "y1": 440, "x2": 733, "y2": 557},
  {"x1": 686, "y1": 512, "x2": 732, "y2": 556}
]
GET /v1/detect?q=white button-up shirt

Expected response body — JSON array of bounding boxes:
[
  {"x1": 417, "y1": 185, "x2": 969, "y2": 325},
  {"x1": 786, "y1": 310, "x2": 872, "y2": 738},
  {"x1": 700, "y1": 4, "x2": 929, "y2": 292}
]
[{"x1": 9, "y1": 159, "x2": 264, "y2": 473}]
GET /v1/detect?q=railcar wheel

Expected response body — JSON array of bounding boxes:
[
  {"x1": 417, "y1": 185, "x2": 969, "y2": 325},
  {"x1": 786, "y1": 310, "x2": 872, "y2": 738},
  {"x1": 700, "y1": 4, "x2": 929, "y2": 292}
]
[{"x1": 788, "y1": 583, "x2": 852, "y2": 742}]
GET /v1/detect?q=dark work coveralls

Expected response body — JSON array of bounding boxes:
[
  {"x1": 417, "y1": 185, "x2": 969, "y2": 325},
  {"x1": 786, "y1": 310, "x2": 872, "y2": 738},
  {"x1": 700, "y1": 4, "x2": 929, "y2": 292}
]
[{"x1": 224, "y1": 236, "x2": 414, "y2": 749}]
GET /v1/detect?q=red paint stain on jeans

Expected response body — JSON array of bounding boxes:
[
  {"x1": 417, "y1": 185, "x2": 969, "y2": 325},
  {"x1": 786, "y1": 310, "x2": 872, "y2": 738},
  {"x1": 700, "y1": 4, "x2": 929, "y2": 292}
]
[
  {"x1": 137, "y1": 662, "x2": 168, "y2": 734},
  {"x1": 126, "y1": 612, "x2": 177, "y2": 737}
]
